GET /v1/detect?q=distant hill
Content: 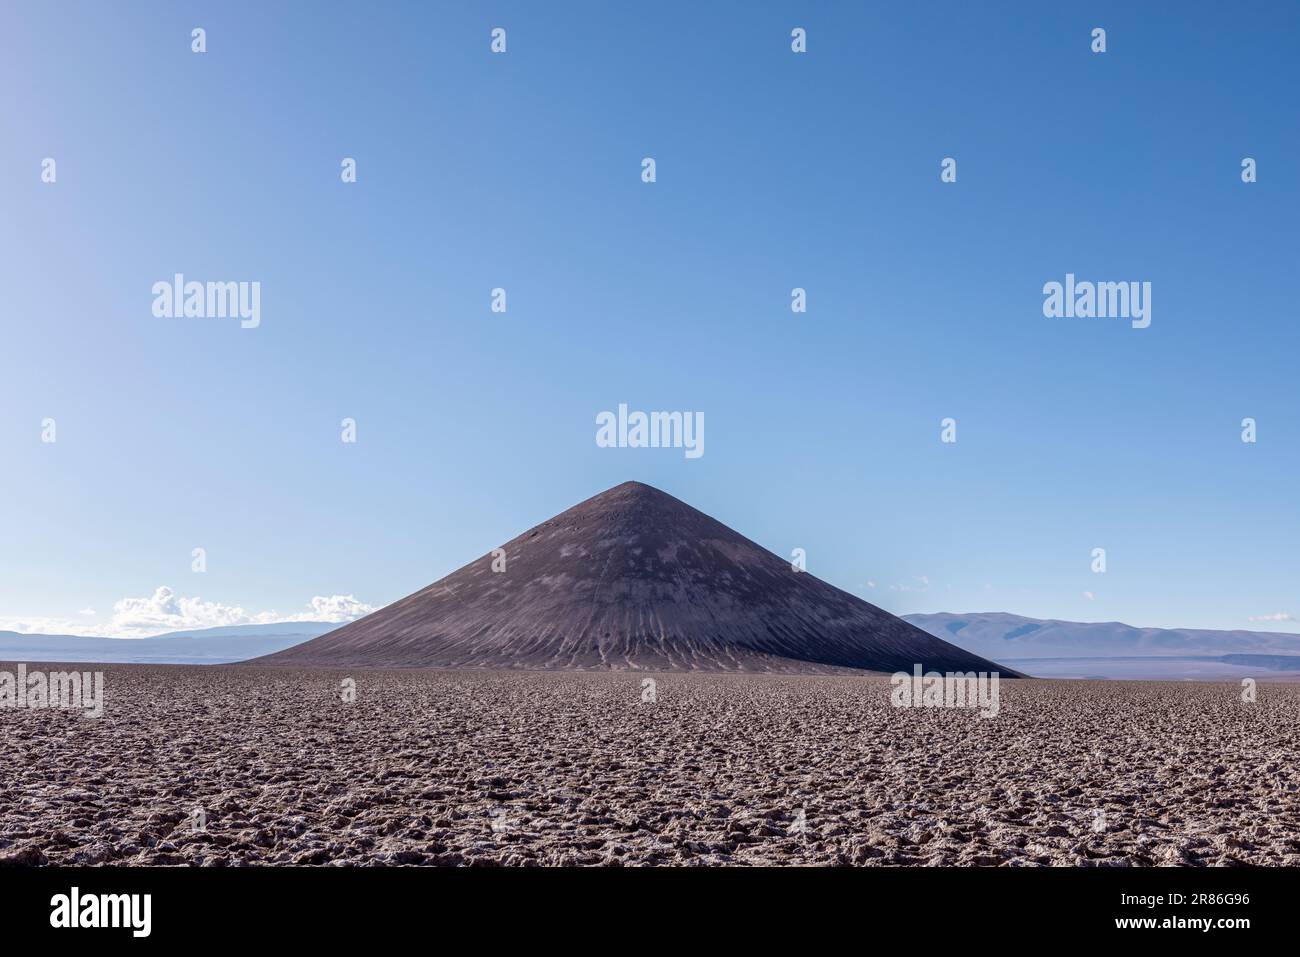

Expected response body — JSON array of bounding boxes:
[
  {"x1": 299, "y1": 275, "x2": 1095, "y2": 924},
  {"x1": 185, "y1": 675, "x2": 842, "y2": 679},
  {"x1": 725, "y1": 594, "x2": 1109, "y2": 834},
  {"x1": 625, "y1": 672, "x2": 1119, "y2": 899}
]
[
  {"x1": 904, "y1": 611, "x2": 1300, "y2": 657},
  {"x1": 0, "y1": 621, "x2": 336, "y2": 665},
  {"x1": 255, "y1": 481, "x2": 1016, "y2": 674},
  {"x1": 904, "y1": 612, "x2": 1300, "y2": 679}
]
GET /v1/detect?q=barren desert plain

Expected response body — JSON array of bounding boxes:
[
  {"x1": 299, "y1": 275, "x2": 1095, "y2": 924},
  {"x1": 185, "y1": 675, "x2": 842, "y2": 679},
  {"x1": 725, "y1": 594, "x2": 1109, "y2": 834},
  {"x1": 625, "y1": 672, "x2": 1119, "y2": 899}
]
[{"x1": 2, "y1": 665, "x2": 1297, "y2": 867}]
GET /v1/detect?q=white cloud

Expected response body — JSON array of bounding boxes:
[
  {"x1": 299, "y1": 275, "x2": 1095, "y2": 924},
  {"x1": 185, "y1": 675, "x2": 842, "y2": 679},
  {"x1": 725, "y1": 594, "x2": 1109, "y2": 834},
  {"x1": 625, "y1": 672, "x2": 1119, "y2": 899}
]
[
  {"x1": 889, "y1": 576, "x2": 931, "y2": 593},
  {"x1": 0, "y1": 616, "x2": 102, "y2": 637},
  {"x1": 1248, "y1": 612, "x2": 1294, "y2": 623},
  {"x1": 1082, "y1": 591, "x2": 1095, "y2": 601},
  {"x1": 78, "y1": 608, "x2": 96, "y2": 616},
  {"x1": 280, "y1": 594, "x2": 375, "y2": 623},
  {"x1": 109, "y1": 586, "x2": 250, "y2": 636},
  {"x1": 1, "y1": 586, "x2": 376, "y2": 638}
]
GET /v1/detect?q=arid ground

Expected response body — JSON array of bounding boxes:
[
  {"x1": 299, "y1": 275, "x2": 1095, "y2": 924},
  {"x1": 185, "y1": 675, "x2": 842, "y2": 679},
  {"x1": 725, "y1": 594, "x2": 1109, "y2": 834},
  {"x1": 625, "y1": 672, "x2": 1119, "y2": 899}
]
[{"x1": 2, "y1": 665, "x2": 1297, "y2": 866}]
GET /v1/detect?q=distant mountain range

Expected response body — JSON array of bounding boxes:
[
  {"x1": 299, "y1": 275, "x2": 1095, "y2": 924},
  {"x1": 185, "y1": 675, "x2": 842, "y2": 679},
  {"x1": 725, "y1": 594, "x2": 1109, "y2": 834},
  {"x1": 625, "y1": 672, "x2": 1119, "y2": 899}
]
[
  {"x1": 7, "y1": 603, "x2": 1300, "y2": 680},
  {"x1": 904, "y1": 612, "x2": 1300, "y2": 679},
  {"x1": 0, "y1": 621, "x2": 336, "y2": 664}
]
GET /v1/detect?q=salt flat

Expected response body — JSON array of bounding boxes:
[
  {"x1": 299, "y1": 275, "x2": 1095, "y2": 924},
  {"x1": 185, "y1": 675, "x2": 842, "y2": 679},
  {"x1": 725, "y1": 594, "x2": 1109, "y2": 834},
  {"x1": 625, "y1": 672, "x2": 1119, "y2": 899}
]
[{"x1": 1, "y1": 666, "x2": 1296, "y2": 866}]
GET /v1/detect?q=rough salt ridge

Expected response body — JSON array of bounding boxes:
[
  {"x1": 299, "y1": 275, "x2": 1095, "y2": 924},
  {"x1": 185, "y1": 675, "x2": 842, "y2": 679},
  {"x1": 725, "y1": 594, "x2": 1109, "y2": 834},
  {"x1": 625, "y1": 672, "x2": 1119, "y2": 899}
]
[{"x1": 2, "y1": 666, "x2": 1295, "y2": 867}]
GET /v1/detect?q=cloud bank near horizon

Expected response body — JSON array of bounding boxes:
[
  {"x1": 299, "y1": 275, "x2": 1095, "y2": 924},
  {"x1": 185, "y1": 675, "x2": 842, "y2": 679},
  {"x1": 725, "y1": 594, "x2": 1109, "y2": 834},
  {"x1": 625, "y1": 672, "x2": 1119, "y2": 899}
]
[{"x1": 0, "y1": 586, "x2": 376, "y2": 638}]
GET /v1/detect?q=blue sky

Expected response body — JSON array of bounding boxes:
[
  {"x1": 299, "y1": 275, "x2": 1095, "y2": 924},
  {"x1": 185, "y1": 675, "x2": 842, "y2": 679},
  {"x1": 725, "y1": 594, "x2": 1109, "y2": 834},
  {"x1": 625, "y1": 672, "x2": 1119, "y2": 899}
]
[{"x1": 2, "y1": 1, "x2": 1297, "y2": 636}]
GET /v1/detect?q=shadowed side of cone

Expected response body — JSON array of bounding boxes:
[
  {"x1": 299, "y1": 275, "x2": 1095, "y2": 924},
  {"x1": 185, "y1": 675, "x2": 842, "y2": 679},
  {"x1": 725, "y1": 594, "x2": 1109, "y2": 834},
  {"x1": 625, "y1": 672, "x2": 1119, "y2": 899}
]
[{"x1": 251, "y1": 482, "x2": 1020, "y2": 675}]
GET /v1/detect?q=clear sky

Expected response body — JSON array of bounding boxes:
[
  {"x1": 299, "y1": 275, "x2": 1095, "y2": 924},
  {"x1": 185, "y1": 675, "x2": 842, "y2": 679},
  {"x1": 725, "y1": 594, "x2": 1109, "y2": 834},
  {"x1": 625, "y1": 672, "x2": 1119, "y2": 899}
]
[{"x1": 2, "y1": 1, "x2": 1297, "y2": 637}]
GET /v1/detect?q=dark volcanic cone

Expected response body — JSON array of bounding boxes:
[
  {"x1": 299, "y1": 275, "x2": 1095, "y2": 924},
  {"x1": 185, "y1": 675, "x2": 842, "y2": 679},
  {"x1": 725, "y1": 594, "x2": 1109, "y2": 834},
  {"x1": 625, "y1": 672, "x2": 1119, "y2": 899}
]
[{"x1": 252, "y1": 482, "x2": 1016, "y2": 674}]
